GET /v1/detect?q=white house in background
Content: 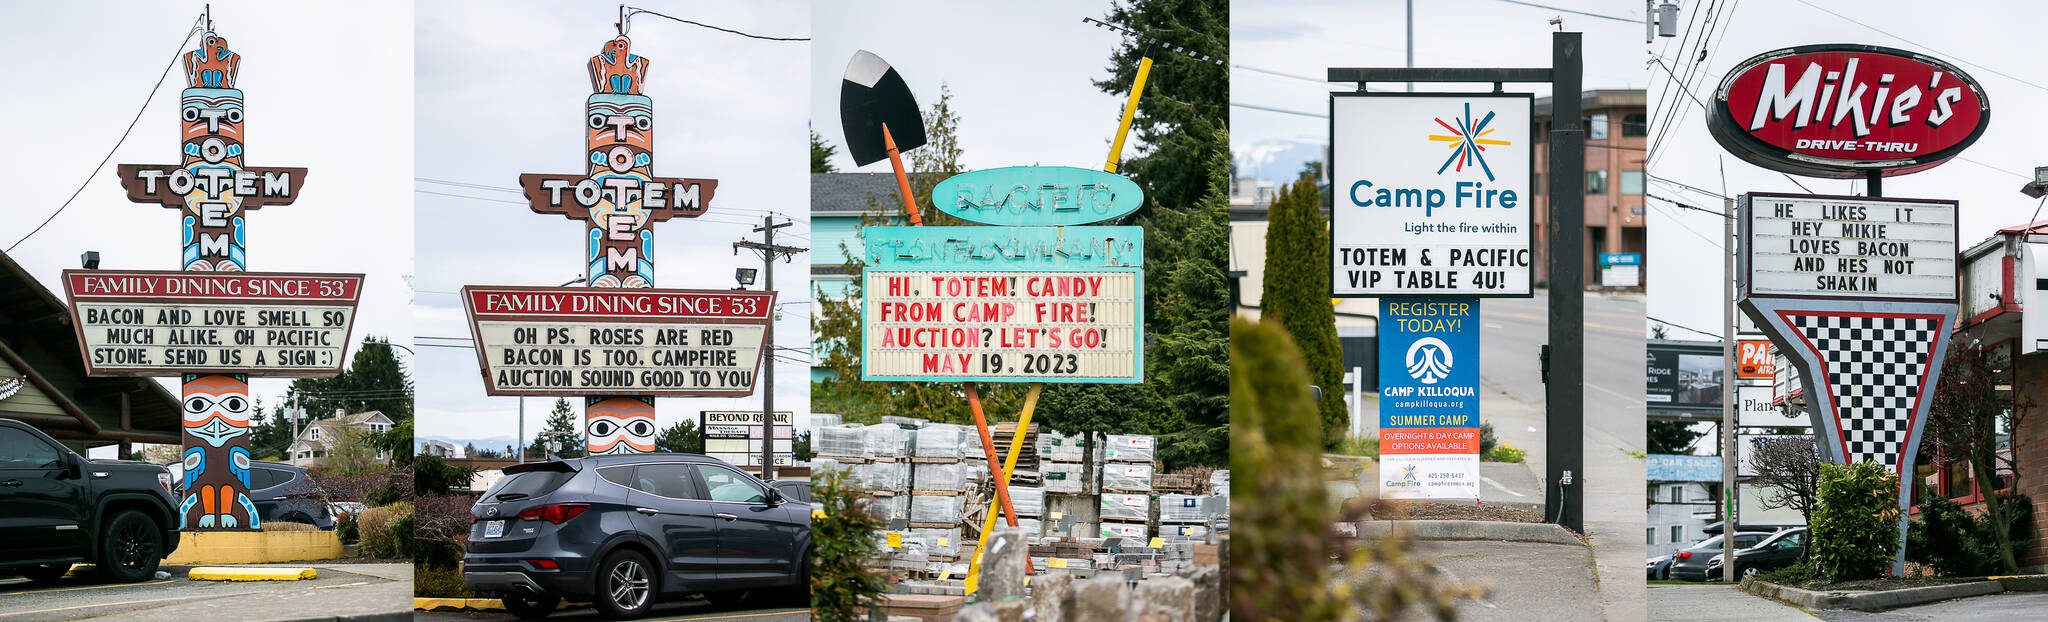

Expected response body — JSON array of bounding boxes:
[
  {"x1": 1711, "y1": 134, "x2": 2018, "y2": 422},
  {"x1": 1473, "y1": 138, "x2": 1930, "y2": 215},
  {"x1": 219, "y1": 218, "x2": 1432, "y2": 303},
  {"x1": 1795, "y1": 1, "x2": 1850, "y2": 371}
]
[
  {"x1": 288, "y1": 410, "x2": 395, "y2": 468},
  {"x1": 418, "y1": 439, "x2": 464, "y2": 459}
]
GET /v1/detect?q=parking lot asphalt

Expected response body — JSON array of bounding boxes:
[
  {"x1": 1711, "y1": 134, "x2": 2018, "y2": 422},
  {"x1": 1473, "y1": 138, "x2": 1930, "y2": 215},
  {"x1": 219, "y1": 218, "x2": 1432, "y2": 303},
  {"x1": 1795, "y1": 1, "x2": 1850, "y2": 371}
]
[
  {"x1": 0, "y1": 563, "x2": 413, "y2": 621},
  {"x1": 415, "y1": 599, "x2": 812, "y2": 622}
]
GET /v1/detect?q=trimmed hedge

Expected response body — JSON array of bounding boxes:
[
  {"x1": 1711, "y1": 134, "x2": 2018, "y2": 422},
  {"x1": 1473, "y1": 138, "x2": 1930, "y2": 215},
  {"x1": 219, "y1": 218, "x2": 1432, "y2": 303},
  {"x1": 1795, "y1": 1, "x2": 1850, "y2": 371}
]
[{"x1": 1809, "y1": 462, "x2": 1899, "y2": 583}]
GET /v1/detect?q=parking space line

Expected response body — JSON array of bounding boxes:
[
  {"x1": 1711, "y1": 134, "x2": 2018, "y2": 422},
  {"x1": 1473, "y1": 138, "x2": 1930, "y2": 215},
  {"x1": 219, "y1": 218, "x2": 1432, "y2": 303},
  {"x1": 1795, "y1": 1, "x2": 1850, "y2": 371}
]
[
  {"x1": 647, "y1": 609, "x2": 813, "y2": 621},
  {"x1": 307, "y1": 581, "x2": 371, "y2": 590},
  {"x1": 0, "y1": 579, "x2": 175, "y2": 595},
  {"x1": 0, "y1": 593, "x2": 214, "y2": 617}
]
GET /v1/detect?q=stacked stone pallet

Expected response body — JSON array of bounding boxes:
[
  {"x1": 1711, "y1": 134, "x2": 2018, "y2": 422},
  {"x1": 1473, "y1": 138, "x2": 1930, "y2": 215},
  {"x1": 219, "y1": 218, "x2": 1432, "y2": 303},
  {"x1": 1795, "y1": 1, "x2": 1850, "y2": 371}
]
[{"x1": 1098, "y1": 434, "x2": 1157, "y2": 557}]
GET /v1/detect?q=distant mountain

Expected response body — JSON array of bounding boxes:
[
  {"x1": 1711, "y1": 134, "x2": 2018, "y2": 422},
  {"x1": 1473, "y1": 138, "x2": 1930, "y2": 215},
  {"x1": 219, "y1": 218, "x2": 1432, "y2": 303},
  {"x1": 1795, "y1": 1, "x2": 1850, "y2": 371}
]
[
  {"x1": 417, "y1": 435, "x2": 522, "y2": 456},
  {"x1": 1234, "y1": 138, "x2": 1325, "y2": 187}
]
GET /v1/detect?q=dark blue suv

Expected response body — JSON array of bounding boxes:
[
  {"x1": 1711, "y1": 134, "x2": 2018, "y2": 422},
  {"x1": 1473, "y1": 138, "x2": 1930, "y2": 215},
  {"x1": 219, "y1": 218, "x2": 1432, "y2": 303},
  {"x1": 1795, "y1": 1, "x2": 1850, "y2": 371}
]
[{"x1": 463, "y1": 454, "x2": 811, "y2": 619}]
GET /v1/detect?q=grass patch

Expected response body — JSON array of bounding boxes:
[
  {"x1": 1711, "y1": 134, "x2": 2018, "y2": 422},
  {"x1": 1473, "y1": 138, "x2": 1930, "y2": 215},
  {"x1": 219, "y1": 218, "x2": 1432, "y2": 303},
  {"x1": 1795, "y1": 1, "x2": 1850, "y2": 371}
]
[
  {"x1": 414, "y1": 564, "x2": 469, "y2": 598},
  {"x1": 1483, "y1": 442, "x2": 1526, "y2": 463},
  {"x1": 261, "y1": 521, "x2": 320, "y2": 532},
  {"x1": 1337, "y1": 435, "x2": 1380, "y2": 459}
]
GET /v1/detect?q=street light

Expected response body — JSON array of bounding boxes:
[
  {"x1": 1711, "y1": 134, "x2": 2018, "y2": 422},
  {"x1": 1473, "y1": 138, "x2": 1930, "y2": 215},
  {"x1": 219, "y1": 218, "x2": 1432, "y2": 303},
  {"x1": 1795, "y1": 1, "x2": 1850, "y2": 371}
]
[
  {"x1": 80, "y1": 251, "x2": 100, "y2": 270},
  {"x1": 2020, "y1": 166, "x2": 2048, "y2": 199},
  {"x1": 735, "y1": 267, "x2": 758, "y2": 289}
]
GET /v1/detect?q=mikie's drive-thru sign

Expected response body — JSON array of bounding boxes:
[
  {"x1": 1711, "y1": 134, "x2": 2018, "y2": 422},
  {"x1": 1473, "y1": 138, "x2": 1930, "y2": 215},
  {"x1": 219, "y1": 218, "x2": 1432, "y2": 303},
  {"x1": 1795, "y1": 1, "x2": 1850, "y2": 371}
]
[{"x1": 1715, "y1": 43, "x2": 1987, "y2": 576}]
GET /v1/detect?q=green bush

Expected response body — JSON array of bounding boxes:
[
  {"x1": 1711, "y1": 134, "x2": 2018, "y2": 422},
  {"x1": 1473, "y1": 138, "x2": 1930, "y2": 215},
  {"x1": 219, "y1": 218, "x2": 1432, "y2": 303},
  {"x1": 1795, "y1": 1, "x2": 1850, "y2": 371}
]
[
  {"x1": 337, "y1": 514, "x2": 360, "y2": 545},
  {"x1": 1809, "y1": 462, "x2": 1900, "y2": 583},
  {"x1": 1756, "y1": 562, "x2": 1817, "y2": 587},
  {"x1": 358, "y1": 502, "x2": 415, "y2": 560},
  {"x1": 1231, "y1": 319, "x2": 1344, "y2": 622},
  {"x1": 414, "y1": 563, "x2": 469, "y2": 598},
  {"x1": 810, "y1": 469, "x2": 886, "y2": 621},
  {"x1": 1337, "y1": 435, "x2": 1380, "y2": 459},
  {"x1": 1480, "y1": 422, "x2": 1499, "y2": 454},
  {"x1": 1907, "y1": 489, "x2": 2033, "y2": 577}
]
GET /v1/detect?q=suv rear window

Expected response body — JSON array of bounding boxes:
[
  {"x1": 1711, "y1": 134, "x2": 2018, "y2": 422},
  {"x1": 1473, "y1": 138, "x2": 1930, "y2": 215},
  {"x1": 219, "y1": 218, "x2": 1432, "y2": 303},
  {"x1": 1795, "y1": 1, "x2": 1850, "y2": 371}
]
[{"x1": 489, "y1": 470, "x2": 575, "y2": 501}]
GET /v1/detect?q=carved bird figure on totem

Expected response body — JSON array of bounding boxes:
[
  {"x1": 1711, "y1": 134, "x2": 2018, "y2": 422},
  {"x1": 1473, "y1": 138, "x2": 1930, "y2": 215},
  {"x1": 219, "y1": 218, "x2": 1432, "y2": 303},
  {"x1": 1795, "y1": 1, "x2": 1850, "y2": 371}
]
[
  {"x1": 185, "y1": 33, "x2": 240, "y2": 89},
  {"x1": 589, "y1": 36, "x2": 649, "y2": 95}
]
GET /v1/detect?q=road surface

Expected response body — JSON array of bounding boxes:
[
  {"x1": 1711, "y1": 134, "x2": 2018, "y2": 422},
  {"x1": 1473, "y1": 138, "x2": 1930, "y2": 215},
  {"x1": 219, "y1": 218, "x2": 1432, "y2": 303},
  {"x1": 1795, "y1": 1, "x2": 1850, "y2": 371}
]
[{"x1": 0, "y1": 563, "x2": 413, "y2": 621}]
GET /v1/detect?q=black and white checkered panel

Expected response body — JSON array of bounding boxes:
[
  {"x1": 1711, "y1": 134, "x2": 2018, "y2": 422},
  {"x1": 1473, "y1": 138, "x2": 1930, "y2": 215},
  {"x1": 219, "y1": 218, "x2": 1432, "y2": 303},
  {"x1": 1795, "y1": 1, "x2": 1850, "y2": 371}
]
[{"x1": 1784, "y1": 314, "x2": 1938, "y2": 469}]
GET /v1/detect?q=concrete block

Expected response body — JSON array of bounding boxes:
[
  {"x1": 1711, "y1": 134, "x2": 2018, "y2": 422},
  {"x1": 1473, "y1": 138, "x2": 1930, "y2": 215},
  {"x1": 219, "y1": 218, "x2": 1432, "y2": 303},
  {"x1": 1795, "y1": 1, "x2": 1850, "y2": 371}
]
[
  {"x1": 1028, "y1": 570, "x2": 1073, "y2": 622},
  {"x1": 1066, "y1": 576, "x2": 1131, "y2": 621},
  {"x1": 1135, "y1": 576, "x2": 1195, "y2": 622},
  {"x1": 981, "y1": 528, "x2": 1028, "y2": 599}
]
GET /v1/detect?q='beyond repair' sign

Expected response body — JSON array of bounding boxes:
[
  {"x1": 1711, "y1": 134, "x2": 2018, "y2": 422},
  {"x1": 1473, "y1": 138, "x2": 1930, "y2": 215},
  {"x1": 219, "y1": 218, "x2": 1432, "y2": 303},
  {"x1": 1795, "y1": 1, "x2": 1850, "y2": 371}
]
[{"x1": 1377, "y1": 298, "x2": 1481, "y2": 500}]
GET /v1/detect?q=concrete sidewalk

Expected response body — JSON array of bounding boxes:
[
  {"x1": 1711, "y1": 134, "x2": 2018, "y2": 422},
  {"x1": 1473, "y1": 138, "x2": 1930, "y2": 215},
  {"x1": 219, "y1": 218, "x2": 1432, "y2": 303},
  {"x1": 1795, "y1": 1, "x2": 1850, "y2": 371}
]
[
  {"x1": 1412, "y1": 540, "x2": 1598, "y2": 622},
  {"x1": 1651, "y1": 584, "x2": 1818, "y2": 621},
  {"x1": 0, "y1": 563, "x2": 413, "y2": 621}
]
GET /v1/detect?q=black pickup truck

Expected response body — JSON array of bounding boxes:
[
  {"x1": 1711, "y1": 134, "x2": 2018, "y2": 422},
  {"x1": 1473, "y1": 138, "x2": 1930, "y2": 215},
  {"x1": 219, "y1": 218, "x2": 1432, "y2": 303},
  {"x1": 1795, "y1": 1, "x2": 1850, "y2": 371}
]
[{"x1": 0, "y1": 419, "x2": 181, "y2": 583}]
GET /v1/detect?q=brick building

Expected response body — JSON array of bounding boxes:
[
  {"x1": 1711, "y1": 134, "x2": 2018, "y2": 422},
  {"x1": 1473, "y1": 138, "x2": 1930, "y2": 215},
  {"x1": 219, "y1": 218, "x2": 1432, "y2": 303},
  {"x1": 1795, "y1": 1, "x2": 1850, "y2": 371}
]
[{"x1": 1533, "y1": 89, "x2": 1647, "y2": 284}]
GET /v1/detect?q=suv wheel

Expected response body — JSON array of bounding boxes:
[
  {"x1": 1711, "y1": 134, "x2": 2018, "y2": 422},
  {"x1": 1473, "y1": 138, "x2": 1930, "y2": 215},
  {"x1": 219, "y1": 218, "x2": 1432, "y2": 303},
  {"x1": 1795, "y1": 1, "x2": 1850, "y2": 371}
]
[
  {"x1": 591, "y1": 550, "x2": 656, "y2": 619},
  {"x1": 96, "y1": 510, "x2": 163, "y2": 583},
  {"x1": 1740, "y1": 566, "x2": 1761, "y2": 580},
  {"x1": 19, "y1": 564, "x2": 72, "y2": 583},
  {"x1": 501, "y1": 594, "x2": 562, "y2": 620}
]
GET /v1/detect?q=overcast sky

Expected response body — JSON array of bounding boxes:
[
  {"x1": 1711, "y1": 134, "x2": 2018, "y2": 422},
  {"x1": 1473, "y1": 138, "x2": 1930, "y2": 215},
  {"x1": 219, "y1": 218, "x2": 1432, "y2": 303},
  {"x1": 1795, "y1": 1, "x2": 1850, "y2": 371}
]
[
  {"x1": 0, "y1": 0, "x2": 414, "y2": 453},
  {"x1": 413, "y1": 0, "x2": 811, "y2": 448},
  {"x1": 1231, "y1": 0, "x2": 1650, "y2": 185},
  {"x1": 809, "y1": 1, "x2": 1134, "y2": 173},
  {"x1": 1645, "y1": 0, "x2": 2048, "y2": 341}
]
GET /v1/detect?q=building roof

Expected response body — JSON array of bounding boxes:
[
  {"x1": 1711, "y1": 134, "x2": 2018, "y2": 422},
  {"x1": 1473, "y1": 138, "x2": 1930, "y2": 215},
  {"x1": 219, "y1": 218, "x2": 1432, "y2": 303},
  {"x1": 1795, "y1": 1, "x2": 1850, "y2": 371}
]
[
  {"x1": 811, "y1": 172, "x2": 940, "y2": 216},
  {"x1": 0, "y1": 251, "x2": 182, "y2": 447},
  {"x1": 1534, "y1": 89, "x2": 1648, "y2": 118}
]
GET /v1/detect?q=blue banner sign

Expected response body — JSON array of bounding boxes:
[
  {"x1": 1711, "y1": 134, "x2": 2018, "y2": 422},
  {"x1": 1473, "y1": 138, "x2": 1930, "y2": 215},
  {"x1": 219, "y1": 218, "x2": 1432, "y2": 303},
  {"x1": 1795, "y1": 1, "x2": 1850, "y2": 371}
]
[
  {"x1": 1599, "y1": 252, "x2": 1642, "y2": 267},
  {"x1": 1377, "y1": 297, "x2": 1482, "y2": 499},
  {"x1": 930, "y1": 166, "x2": 1145, "y2": 226}
]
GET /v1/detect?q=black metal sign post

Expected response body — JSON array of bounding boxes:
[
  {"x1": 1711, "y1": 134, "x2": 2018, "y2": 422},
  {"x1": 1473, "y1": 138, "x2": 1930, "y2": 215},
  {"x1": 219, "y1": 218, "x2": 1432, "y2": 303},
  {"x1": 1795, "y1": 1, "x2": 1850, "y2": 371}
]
[{"x1": 1328, "y1": 32, "x2": 1585, "y2": 532}]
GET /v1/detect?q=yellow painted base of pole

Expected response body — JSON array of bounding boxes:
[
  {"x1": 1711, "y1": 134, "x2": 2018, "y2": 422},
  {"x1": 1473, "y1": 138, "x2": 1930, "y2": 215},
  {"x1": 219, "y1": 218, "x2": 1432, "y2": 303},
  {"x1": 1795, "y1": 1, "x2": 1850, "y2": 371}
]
[{"x1": 964, "y1": 383, "x2": 1042, "y2": 595}]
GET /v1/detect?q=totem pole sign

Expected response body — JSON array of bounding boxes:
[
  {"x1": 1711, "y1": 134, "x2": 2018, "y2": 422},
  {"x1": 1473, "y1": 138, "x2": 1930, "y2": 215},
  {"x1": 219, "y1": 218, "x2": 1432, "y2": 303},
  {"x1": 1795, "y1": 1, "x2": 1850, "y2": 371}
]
[
  {"x1": 64, "y1": 28, "x2": 364, "y2": 531},
  {"x1": 462, "y1": 35, "x2": 762, "y2": 456},
  {"x1": 1713, "y1": 43, "x2": 1989, "y2": 574}
]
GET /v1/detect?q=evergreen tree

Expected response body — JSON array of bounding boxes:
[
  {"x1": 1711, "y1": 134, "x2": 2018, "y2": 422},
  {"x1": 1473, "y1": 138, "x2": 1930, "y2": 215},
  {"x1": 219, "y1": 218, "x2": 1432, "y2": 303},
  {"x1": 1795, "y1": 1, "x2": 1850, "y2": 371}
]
[
  {"x1": 1149, "y1": 134, "x2": 1232, "y2": 468},
  {"x1": 286, "y1": 336, "x2": 414, "y2": 422},
  {"x1": 1261, "y1": 173, "x2": 1349, "y2": 446},
  {"x1": 655, "y1": 420, "x2": 704, "y2": 454},
  {"x1": 793, "y1": 430, "x2": 813, "y2": 461},
  {"x1": 1646, "y1": 420, "x2": 1705, "y2": 454},
  {"x1": 528, "y1": 398, "x2": 584, "y2": 459},
  {"x1": 810, "y1": 128, "x2": 839, "y2": 173}
]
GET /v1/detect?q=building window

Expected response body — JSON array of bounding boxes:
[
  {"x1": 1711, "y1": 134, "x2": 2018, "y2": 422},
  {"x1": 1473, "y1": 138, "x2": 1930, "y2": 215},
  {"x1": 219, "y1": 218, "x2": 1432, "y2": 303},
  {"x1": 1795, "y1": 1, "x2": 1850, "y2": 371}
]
[
  {"x1": 309, "y1": 428, "x2": 320, "y2": 440},
  {"x1": 1623, "y1": 113, "x2": 1648, "y2": 137},
  {"x1": 1621, "y1": 170, "x2": 1645, "y2": 195},
  {"x1": 1587, "y1": 113, "x2": 1609, "y2": 141},
  {"x1": 1647, "y1": 528, "x2": 1656, "y2": 545},
  {"x1": 1668, "y1": 486, "x2": 1680, "y2": 503},
  {"x1": 1587, "y1": 170, "x2": 1608, "y2": 195},
  {"x1": 1671, "y1": 525, "x2": 1683, "y2": 543}
]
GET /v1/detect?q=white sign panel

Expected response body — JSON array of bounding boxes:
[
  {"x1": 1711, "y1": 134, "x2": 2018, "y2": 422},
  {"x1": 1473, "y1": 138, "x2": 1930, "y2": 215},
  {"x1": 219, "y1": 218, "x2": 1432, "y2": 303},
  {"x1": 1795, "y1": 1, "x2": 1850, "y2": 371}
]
[
  {"x1": 861, "y1": 271, "x2": 1141, "y2": 382},
  {"x1": 1737, "y1": 434, "x2": 1812, "y2": 477},
  {"x1": 63, "y1": 270, "x2": 364, "y2": 377},
  {"x1": 1743, "y1": 194, "x2": 1957, "y2": 300},
  {"x1": 1331, "y1": 93, "x2": 1534, "y2": 297},
  {"x1": 700, "y1": 411, "x2": 794, "y2": 439},
  {"x1": 1737, "y1": 384, "x2": 1806, "y2": 428},
  {"x1": 462, "y1": 287, "x2": 775, "y2": 397}
]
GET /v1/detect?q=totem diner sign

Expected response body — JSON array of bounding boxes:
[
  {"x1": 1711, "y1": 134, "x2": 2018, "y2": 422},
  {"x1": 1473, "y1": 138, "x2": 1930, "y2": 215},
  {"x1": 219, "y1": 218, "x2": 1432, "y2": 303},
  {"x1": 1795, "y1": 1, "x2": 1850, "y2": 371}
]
[
  {"x1": 1709, "y1": 44, "x2": 1991, "y2": 178},
  {"x1": 462, "y1": 286, "x2": 773, "y2": 397},
  {"x1": 861, "y1": 164, "x2": 1145, "y2": 384}
]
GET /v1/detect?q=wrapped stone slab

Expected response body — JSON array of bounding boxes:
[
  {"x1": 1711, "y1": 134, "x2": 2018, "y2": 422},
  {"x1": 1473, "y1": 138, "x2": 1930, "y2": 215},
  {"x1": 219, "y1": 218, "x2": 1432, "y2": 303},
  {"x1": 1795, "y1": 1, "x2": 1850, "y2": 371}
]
[
  {"x1": 911, "y1": 494, "x2": 965, "y2": 524},
  {"x1": 1102, "y1": 463, "x2": 1155, "y2": 491},
  {"x1": 865, "y1": 424, "x2": 910, "y2": 457},
  {"x1": 913, "y1": 462, "x2": 975, "y2": 492},
  {"x1": 1157, "y1": 494, "x2": 1207, "y2": 523},
  {"x1": 816, "y1": 424, "x2": 865, "y2": 457},
  {"x1": 1104, "y1": 434, "x2": 1156, "y2": 463},
  {"x1": 1100, "y1": 493, "x2": 1149, "y2": 521},
  {"x1": 1008, "y1": 485, "x2": 1044, "y2": 517},
  {"x1": 1043, "y1": 462, "x2": 1091, "y2": 494},
  {"x1": 914, "y1": 424, "x2": 968, "y2": 459}
]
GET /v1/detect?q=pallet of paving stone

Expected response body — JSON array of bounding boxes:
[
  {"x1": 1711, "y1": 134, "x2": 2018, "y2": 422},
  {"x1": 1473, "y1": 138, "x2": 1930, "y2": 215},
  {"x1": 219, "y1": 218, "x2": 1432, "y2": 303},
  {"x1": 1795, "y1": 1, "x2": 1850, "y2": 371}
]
[
  {"x1": 1193, "y1": 543, "x2": 1220, "y2": 565},
  {"x1": 1152, "y1": 472, "x2": 1200, "y2": 495},
  {"x1": 883, "y1": 594, "x2": 964, "y2": 622}
]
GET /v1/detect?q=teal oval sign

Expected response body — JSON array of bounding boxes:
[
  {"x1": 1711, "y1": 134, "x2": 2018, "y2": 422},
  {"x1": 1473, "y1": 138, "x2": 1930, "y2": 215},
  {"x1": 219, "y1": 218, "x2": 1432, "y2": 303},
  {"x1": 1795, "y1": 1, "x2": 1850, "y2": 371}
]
[{"x1": 932, "y1": 166, "x2": 1143, "y2": 226}]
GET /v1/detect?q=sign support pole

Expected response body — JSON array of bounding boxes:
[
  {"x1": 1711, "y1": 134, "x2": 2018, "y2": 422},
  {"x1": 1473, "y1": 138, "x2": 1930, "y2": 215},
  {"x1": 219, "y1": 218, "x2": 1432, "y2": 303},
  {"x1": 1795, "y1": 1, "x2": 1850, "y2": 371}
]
[
  {"x1": 1721, "y1": 196, "x2": 1738, "y2": 582},
  {"x1": 1543, "y1": 31, "x2": 1586, "y2": 534},
  {"x1": 735, "y1": 217, "x2": 806, "y2": 478},
  {"x1": 964, "y1": 383, "x2": 1042, "y2": 594}
]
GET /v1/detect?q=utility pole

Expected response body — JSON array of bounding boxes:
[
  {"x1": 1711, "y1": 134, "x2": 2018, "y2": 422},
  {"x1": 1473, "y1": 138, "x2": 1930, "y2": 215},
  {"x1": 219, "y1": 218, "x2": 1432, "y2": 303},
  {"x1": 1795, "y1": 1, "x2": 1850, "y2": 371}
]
[
  {"x1": 1545, "y1": 31, "x2": 1586, "y2": 534},
  {"x1": 734, "y1": 215, "x2": 807, "y2": 480},
  {"x1": 1721, "y1": 195, "x2": 1737, "y2": 583}
]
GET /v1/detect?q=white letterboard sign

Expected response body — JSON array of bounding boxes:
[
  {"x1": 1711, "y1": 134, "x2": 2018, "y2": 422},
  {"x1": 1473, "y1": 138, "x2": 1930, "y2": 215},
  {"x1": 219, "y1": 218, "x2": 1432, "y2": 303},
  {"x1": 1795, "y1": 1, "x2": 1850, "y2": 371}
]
[
  {"x1": 1330, "y1": 93, "x2": 1535, "y2": 297},
  {"x1": 1742, "y1": 193, "x2": 1956, "y2": 300},
  {"x1": 63, "y1": 270, "x2": 364, "y2": 377},
  {"x1": 462, "y1": 286, "x2": 775, "y2": 397}
]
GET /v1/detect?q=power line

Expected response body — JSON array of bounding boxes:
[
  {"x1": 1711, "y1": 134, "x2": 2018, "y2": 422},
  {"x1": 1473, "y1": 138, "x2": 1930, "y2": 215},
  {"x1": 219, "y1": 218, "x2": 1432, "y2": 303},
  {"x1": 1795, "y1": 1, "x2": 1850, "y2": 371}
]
[
  {"x1": 8, "y1": 15, "x2": 204, "y2": 253},
  {"x1": 1645, "y1": 192, "x2": 1729, "y2": 219},
  {"x1": 1231, "y1": 101, "x2": 1325, "y2": 119},
  {"x1": 622, "y1": 7, "x2": 808, "y2": 41},
  {"x1": 1485, "y1": 0, "x2": 1636, "y2": 23},
  {"x1": 1648, "y1": 315, "x2": 1723, "y2": 339},
  {"x1": 1792, "y1": 0, "x2": 2048, "y2": 94},
  {"x1": 1231, "y1": 63, "x2": 1325, "y2": 85}
]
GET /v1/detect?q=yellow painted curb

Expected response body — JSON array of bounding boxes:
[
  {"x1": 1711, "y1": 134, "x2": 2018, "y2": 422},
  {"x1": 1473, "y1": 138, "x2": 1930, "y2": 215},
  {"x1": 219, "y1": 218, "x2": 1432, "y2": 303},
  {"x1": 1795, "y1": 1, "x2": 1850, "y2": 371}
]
[
  {"x1": 188, "y1": 567, "x2": 317, "y2": 581},
  {"x1": 413, "y1": 597, "x2": 505, "y2": 612},
  {"x1": 163, "y1": 531, "x2": 344, "y2": 565}
]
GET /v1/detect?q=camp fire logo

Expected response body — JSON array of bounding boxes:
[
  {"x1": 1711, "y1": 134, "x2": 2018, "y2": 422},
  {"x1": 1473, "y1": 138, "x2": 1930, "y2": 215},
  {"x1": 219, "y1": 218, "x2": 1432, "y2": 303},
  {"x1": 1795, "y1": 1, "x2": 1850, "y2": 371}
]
[
  {"x1": 1429, "y1": 103, "x2": 1512, "y2": 182},
  {"x1": 1406, "y1": 337, "x2": 1454, "y2": 384}
]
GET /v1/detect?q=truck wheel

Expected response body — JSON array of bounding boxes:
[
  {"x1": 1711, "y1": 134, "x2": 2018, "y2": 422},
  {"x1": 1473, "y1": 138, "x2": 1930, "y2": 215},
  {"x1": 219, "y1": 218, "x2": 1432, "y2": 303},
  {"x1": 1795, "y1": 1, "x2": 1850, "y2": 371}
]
[
  {"x1": 590, "y1": 550, "x2": 656, "y2": 619},
  {"x1": 501, "y1": 594, "x2": 562, "y2": 620},
  {"x1": 95, "y1": 510, "x2": 163, "y2": 583},
  {"x1": 19, "y1": 564, "x2": 72, "y2": 583}
]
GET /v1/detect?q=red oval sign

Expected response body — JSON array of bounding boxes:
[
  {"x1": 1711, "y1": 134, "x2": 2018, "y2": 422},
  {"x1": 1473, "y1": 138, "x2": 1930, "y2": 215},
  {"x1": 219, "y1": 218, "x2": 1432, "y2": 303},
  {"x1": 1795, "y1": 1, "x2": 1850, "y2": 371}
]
[{"x1": 1709, "y1": 44, "x2": 1989, "y2": 179}]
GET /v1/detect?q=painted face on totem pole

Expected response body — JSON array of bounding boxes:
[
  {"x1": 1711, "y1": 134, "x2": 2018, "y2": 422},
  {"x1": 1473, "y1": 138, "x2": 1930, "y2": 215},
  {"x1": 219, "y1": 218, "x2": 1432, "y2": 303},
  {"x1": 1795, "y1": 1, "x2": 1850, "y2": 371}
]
[
  {"x1": 582, "y1": 37, "x2": 657, "y2": 290},
  {"x1": 178, "y1": 34, "x2": 247, "y2": 272},
  {"x1": 586, "y1": 397, "x2": 658, "y2": 455},
  {"x1": 182, "y1": 375, "x2": 251, "y2": 448}
]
